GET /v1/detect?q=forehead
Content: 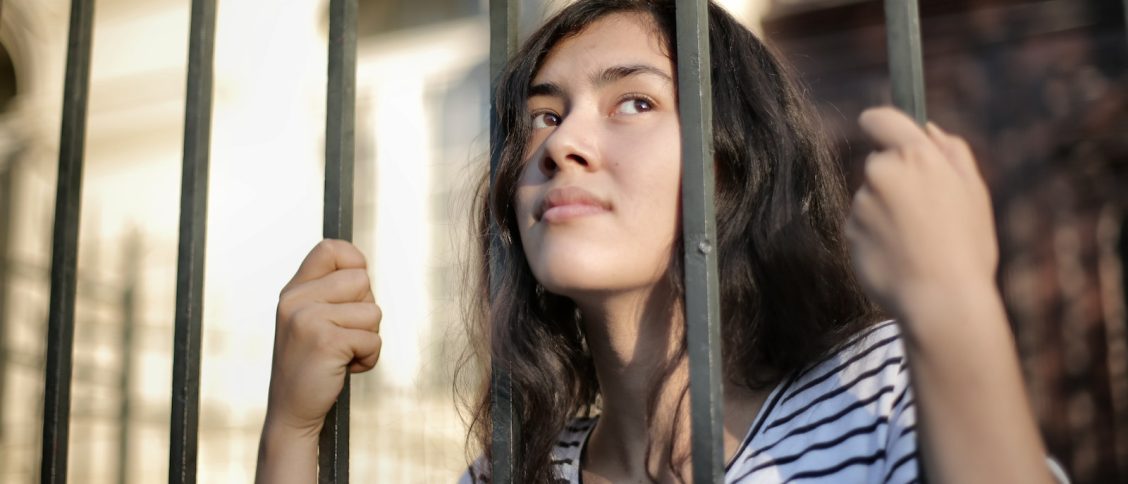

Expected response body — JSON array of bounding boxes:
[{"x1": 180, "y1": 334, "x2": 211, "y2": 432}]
[{"x1": 533, "y1": 12, "x2": 671, "y2": 84}]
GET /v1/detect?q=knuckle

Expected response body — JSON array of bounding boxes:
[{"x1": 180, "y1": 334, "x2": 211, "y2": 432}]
[
  {"x1": 863, "y1": 158, "x2": 892, "y2": 185},
  {"x1": 277, "y1": 296, "x2": 300, "y2": 322},
  {"x1": 348, "y1": 269, "x2": 372, "y2": 291},
  {"x1": 314, "y1": 238, "x2": 339, "y2": 257},
  {"x1": 951, "y1": 137, "x2": 972, "y2": 155},
  {"x1": 899, "y1": 145, "x2": 926, "y2": 163}
]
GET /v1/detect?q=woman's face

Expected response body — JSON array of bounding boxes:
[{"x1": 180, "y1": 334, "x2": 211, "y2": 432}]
[{"x1": 515, "y1": 12, "x2": 682, "y2": 300}]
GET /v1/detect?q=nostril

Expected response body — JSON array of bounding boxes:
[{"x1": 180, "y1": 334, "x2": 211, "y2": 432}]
[{"x1": 543, "y1": 156, "x2": 558, "y2": 174}]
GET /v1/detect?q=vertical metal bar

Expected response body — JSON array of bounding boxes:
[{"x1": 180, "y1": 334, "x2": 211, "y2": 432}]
[
  {"x1": 0, "y1": 157, "x2": 12, "y2": 443},
  {"x1": 1123, "y1": 0, "x2": 1128, "y2": 48},
  {"x1": 319, "y1": 1, "x2": 356, "y2": 482},
  {"x1": 884, "y1": 0, "x2": 927, "y2": 124},
  {"x1": 118, "y1": 234, "x2": 138, "y2": 484},
  {"x1": 40, "y1": 0, "x2": 95, "y2": 482},
  {"x1": 675, "y1": 1, "x2": 723, "y2": 483},
  {"x1": 488, "y1": 0, "x2": 518, "y2": 482},
  {"x1": 168, "y1": 0, "x2": 216, "y2": 483}
]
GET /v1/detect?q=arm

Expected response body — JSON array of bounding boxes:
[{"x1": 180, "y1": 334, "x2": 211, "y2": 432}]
[
  {"x1": 847, "y1": 107, "x2": 1053, "y2": 484},
  {"x1": 255, "y1": 239, "x2": 383, "y2": 483},
  {"x1": 898, "y1": 282, "x2": 1051, "y2": 484},
  {"x1": 256, "y1": 418, "x2": 319, "y2": 484}
]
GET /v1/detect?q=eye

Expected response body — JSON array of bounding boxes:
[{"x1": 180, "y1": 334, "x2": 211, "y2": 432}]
[
  {"x1": 614, "y1": 96, "x2": 654, "y2": 116},
  {"x1": 532, "y1": 111, "x2": 561, "y2": 129}
]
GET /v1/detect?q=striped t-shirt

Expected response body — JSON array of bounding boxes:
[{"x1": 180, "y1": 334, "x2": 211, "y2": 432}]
[{"x1": 465, "y1": 321, "x2": 919, "y2": 483}]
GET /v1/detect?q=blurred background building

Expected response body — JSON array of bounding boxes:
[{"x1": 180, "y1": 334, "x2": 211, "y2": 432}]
[{"x1": 0, "y1": 0, "x2": 1123, "y2": 483}]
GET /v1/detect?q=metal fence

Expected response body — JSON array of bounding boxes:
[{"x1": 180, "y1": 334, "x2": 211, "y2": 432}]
[{"x1": 35, "y1": 0, "x2": 938, "y2": 482}]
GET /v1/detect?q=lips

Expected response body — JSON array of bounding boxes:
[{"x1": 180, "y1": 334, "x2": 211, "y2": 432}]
[{"x1": 537, "y1": 186, "x2": 611, "y2": 222}]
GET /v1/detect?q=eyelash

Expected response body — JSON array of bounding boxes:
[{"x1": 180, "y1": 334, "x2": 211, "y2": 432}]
[
  {"x1": 531, "y1": 110, "x2": 562, "y2": 129},
  {"x1": 614, "y1": 93, "x2": 657, "y2": 115},
  {"x1": 530, "y1": 93, "x2": 659, "y2": 128}
]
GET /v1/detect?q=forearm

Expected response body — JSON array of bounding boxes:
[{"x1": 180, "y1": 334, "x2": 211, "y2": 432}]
[
  {"x1": 255, "y1": 416, "x2": 319, "y2": 484},
  {"x1": 897, "y1": 283, "x2": 1052, "y2": 484}
]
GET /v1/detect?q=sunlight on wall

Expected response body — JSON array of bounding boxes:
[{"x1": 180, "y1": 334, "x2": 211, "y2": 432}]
[{"x1": 0, "y1": 0, "x2": 771, "y2": 482}]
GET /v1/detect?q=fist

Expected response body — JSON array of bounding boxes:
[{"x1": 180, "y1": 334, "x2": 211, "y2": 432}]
[
  {"x1": 846, "y1": 107, "x2": 999, "y2": 320},
  {"x1": 265, "y1": 239, "x2": 383, "y2": 435}
]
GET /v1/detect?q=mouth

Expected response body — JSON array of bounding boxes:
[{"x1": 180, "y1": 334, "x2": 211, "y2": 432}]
[{"x1": 537, "y1": 186, "x2": 611, "y2": 222}]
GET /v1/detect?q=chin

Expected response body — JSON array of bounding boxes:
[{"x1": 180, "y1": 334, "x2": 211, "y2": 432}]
[{"x1": 529, "y1": 252, "x2": 615, "y2": 296}]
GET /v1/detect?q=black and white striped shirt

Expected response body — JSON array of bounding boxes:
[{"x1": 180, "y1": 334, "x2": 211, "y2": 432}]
[{"x1": 465, "y1": 321, "x2": 918, "y2": 483}]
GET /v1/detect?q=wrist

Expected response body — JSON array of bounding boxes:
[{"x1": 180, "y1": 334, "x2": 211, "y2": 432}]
[
  {"x1": 891, "y1": 278, "x2": 1009, "y2": 349},
  {"x1": 256, "y1": 414, "x2": 320, "y2": 484},
  {"x1": 262, "y1": 409, "x2": 323, "y2": 443}
]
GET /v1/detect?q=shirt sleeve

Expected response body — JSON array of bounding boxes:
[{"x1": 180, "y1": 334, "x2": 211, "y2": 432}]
[{"x1": 881, "y1": 359, "x2": 920, "y2": 484}]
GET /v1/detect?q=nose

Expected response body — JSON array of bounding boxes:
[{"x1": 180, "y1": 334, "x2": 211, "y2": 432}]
[{"x1": 538, "y1": 109, "x2": 599, "y2": 178}]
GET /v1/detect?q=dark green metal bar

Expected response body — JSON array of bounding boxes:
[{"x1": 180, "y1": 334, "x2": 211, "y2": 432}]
[
  {"x1": 488, "y1": 0, "x2": 518, "y2": 482},
  {"x1": 675, "y1": 1, "x2": 723, "y2": 482},
  {"x1": 40, "y1": 0, "x2": 95, "y2": 482},
  {"x1": 319, "y1": 0, "x2": 357, "y2": 482},
  {"x1": 118, "y1": 234, "x2": 139, "y2": 484},
  {"x1": 168, "y1": 0, "x2": 216, "y2": 482},
  {"x1": 884, "y1": 0, "x2": 926, "y2": 123}
]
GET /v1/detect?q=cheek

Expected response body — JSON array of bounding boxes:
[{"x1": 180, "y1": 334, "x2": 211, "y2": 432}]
[{"x1": 611, "y1": 130, "x2": 682, "y2": 222}]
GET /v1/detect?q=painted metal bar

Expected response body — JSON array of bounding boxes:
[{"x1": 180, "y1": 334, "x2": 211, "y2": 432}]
[
  {"x1": 319, "y1": 0, "x2": 357, "y2": 482},
  {"x1": 118, "y1": 234, "x2": 139, "y2": 484},
  {"x1": 488, "y1": 0, "x2": 518, "y2": 482},
  {"x1": 884, "y1": 0, "x2": 927, "y2": 123},
  {"x1": 0, "y1": 155, "x2": 12, "y2": 443},
  {"x1": 675, "y1": 1, "x2": 724, "y2": 482},
  {"x1": 168, "y1": 0, "x2": 217, "y2": 482},
  {"x1": 40, "y1": 0, "x2": 95, "y2": 482}
]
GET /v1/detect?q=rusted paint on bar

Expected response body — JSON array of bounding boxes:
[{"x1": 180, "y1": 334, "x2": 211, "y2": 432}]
[
  {"x1": 675, "y1": 0, "x2": 724, "y2": 482},
  {"x1": 168, "y1": 0, "x2": 217, "y2": 482},
  {"x1": 319, "y1": 0, "x2": 357, "y2": 482},
  {"x1": 884, "y1": 0, "x2": 927, "y2": 123},
  {"x1": 40, "y1": 0, "x2": 95, "y2": 482},
  {"x1": 488, "y1": 0, "x2": 518, "y2": 482}
]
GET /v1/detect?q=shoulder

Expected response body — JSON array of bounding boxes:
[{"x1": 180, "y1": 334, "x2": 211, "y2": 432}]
[
  {"x1": 552, "y1": 415, "x2": 598, "y2": 482},
  {"x1": 456, "y1": 415, "x2": 598, "y2": 484},
  {"x1": 773, "y1": 320, "x2": 912, "y2": 422},
  {"x1": 725, "y1": 320, "x2": 919, "y2": 483}
]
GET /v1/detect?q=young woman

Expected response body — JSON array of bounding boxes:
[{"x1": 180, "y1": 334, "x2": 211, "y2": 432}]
[{"x1": 256, "y1": 1, "x2": 1059, "y2": 482}]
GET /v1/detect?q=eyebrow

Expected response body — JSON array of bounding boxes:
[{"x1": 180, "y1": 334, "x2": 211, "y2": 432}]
[{"x1": 527, "y1": 63, "x2": 672, "y2": 99}]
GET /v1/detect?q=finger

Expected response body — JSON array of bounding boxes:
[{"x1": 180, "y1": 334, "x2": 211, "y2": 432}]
[
  {"x1": 849, "y1": 185, "x2": 881, "y2": 225},
  {"x1": 286, "y1": 268, "x2": 372, "y2": 304},
  {"x1": 286, "y1": 239, "x2": 368, "y2": 290},
  {"x1": 294, "y1": 302, "x2": 381, "y2": 332},
  {"x1": 861, "y1": 150, "x2": 902, "y2": 192},
  {"x1": 926, "y1": 122, "x2": 982, "y2": 180},
  {"x1": 858, "y1": 107, "x2": 938, "y2": 156},
  {"x1": 341, "y1": 329, "x2": 382, "y2": 372},
  {"x1": 332, "y1": 302, "x2": 381, "y2": 333}
]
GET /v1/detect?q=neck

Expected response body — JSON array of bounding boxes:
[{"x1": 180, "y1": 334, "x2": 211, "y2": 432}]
[
  {"x1": 574, "y1": 281, "x2": 684, "y2": 479},
  {"x1": 571, "y1": 283, "x2": 774, "y2": 482}
]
